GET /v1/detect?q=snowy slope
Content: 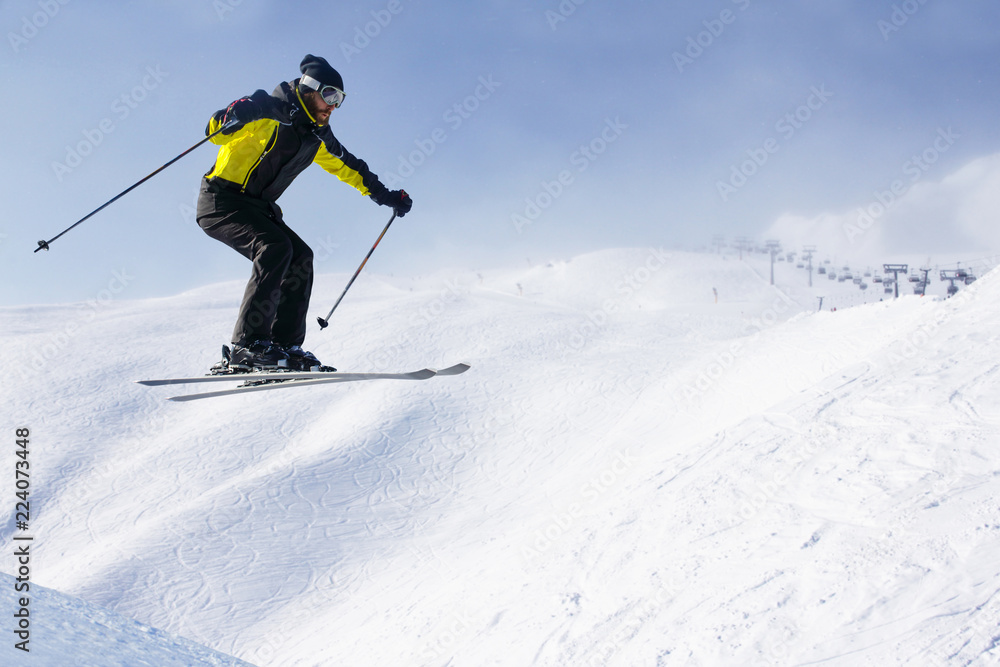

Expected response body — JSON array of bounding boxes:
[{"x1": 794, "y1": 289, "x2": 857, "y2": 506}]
[
  {"x1": 0, "y1": 574, "x2": 252, "y2": 666},
  {"x1": 2, "y1": 249, "x2": 999, "y2": 666}
]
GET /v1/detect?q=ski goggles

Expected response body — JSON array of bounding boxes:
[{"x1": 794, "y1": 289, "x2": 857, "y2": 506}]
[{"x1": 300, "y1": 74, "x2": 346, "y2": 108}]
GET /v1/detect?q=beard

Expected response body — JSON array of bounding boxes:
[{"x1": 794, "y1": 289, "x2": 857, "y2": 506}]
[{"x1": 303, "y1": 91, "x2": 332, "y2": 126}]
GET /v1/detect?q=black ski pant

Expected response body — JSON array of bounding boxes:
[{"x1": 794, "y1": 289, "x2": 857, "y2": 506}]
[{"x1": 196, "y1": 180, "x2": 313, "y2": 348}]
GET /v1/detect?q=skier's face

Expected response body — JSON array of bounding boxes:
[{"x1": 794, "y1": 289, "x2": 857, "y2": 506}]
[{"x1": 303, "y1": 91, "x2": 336, "y2": 126}]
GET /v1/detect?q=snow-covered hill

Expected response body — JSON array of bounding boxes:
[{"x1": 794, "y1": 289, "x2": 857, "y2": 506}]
[
  {"x1": 2, "y1": 249, "x2": 999, "y2": 666},
  {"x1": 0, "y1": 574, "x2": 252, "y2": 666}
]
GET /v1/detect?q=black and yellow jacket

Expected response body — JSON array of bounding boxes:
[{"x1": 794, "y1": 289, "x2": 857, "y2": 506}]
[{"x1": 203, "y1": 80, "x2": 388, "y2": 204}]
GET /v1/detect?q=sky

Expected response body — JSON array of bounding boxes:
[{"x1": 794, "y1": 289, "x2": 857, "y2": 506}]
[{"x1": 2, "y1": 1, "x2": 1000, "y2": 305}]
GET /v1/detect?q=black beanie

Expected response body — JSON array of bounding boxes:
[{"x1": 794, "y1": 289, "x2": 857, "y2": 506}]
[{"x1": 299, "y1": 54, "x2": 344, "y2": 91}]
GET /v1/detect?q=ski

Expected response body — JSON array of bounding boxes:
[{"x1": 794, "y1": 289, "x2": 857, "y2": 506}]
[
  {"x1": 138, "y1": 368, "x2": 434, "y2": 386},
  {"x1": 138, "y1": 363, "x2": 470, "y2": 402}
]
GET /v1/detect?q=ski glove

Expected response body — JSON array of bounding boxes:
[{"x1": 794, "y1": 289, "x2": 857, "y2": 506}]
[
  {"x1": 375, "y1": 189, "x2": 412, "y2": 217},
  {"x1": 220, "y1": 90, "x2": 269, "y2": 133}
]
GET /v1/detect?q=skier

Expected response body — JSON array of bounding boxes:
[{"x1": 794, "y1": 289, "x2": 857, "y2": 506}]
[{"x1": 197, "y1": 54, "x2": 411, "y2": 372}]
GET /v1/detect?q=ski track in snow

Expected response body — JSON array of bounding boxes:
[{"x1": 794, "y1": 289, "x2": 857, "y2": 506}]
[{"x1": 2, "y1": 249, "x2": 1000, "y2": 666}]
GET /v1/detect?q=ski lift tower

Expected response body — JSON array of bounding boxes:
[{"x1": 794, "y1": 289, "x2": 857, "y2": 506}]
[
  {"x1": 914, "y1": 267, "x2": 931, "y2": 296},
  {"x1": 766, "y1": 240, "x2": 782, "y2": 286},
  {"x1": 712, "y1": 235, "x2": 725, "y2": 254},
  {"x1": 883, "y1": 263, "x2": 908, "y2": 298},
  {"x1": 802, "y1": 245, "x2": 817, "y2": 287},
  {"x1": 735, "y1": 236, "x2": 749, "y2": 260}
]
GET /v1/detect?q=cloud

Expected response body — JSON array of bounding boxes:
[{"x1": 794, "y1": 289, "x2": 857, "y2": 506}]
[
  {"x1": 763, "y1": 151, "x2": 1000, "y2": 261},
  {"x1": 948, "y1": 154, "x2": 1000, "y2": 247}
]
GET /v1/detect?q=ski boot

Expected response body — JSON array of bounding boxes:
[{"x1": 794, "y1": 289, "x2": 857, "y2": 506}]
[
  {"x1": 209, "y1": 347, "x2": 232, "y2": 375},
  {"x1": 283, "y1": 345, "x2": 336, "y2": 372},
  {"x1": 227, "y1": 340, "x2": 290, "y2": 372}
]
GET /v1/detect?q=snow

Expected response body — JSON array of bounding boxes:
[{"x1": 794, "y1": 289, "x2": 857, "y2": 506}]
[
  {"x1": 0, "y1": 574, "x2": 253, "y2": 666},
  {"x1": 2, "y1": 248, "x2": 1000, "y2": 666}
]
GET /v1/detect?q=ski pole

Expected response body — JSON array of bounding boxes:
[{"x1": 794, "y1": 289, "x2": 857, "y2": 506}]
[
  {"x1": 34, "y1": 120, "x2": 238, "y2": 253},
  {"x1": 317, "y1": 210, "x2": 397, "y2": 330}
]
